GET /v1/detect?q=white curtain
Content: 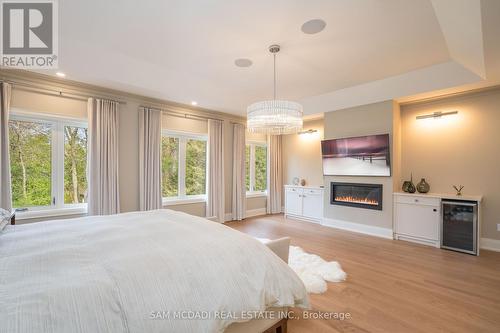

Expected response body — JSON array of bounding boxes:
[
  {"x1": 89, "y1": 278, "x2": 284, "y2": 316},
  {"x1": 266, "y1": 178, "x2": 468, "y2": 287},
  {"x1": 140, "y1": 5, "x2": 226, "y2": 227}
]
[
  {"x1": 207, "y1": 119, "x2": 225, "y2": 223},
  {"x1": 0, "y1": 82, "x2": 12, "y2": 210},
  {"x1": 267, "y1": 135, "x2": 283, "y2": 214},
  {"x1": 139, "y1": 107, "x2": 162, "y2": 211},
  {"x1": 87, "y1": 98, "x2": 120, "y2": 215},
  {"x1": 232, "y1": 123, "x2": 246, "y2": 220}
]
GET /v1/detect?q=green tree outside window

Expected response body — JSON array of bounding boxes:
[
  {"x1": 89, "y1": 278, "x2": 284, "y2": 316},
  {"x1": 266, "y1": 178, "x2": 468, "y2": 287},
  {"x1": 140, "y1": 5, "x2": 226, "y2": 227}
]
[
  {"x1": 186, "y1": 139, "x2": 206, "y2": 195},
  {"x1": 161, "y1": 136, "x2": 179, "y2": 197},
  {"x1": 9, "y1": 120, "x2": 52, "y2": 207},
  {"x1": 64, "y1": 126, "x2": 88, "y2": 204}
]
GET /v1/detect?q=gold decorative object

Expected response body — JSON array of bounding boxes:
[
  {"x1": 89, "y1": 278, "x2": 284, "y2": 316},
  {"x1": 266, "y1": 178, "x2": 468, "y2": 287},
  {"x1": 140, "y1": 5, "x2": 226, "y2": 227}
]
[{"x1": 453, "y1": 185, "x2": 464, "y2": 196}]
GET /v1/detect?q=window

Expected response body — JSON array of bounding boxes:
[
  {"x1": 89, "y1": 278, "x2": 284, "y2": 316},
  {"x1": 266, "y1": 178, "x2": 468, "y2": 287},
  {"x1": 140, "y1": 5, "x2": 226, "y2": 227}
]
[
  {"x1": 246, "y1": 142, "x2": 267, "y2": 195},
  {"x1": 162, "y1": 131, "x2": 207, "y2": 202},
  {"x1": 9, "y1": 113, "x2": 88, "y2": 213}
]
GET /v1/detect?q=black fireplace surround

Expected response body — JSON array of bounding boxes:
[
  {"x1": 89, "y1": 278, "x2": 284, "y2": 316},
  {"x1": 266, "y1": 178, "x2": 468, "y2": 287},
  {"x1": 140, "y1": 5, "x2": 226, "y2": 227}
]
[{"x1": 330, "y1": 182, "x2": 383, "y2": 210}]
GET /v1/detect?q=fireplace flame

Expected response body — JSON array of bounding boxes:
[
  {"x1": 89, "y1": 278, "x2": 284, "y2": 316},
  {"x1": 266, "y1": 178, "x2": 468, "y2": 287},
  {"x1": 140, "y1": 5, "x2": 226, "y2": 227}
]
[{"x1": 335, "y1": 196, "x2": 379, "y2": 206}]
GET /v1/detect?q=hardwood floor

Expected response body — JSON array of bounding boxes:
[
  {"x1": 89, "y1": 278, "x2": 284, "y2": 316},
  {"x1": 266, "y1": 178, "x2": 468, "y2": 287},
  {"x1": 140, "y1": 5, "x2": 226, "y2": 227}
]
[{"x1": 226, "y1": 215, "x2": 500, "y2": 333}]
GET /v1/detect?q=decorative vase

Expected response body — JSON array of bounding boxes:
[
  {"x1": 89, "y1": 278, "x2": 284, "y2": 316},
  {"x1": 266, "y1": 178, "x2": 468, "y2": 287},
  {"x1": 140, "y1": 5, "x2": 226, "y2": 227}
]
[
  {"x1": 402, "y1": 181, "x2": 412, "y2": 192},
  {"x1": 417, "y1": 178, "x2": 430, "y2": 193},
  {"x1": 407, "y1": 174, "x2": 416, "y2": 193}
]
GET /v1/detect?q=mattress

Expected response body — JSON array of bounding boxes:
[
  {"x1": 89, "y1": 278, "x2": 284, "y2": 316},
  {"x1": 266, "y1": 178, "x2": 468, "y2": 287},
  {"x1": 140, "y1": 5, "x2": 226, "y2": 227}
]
[{"x1": 0, "y1": 209, "x2": 308, "y2": 333}]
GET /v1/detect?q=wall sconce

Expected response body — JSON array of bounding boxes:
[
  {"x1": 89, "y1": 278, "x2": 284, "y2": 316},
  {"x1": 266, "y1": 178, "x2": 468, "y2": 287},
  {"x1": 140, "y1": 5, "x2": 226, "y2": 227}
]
[
  {"x1": 416, "y1": 110, "x2": 458, "y2": 120},
  {"x1": 298, "y1": 129, "x2": 318, "y2": 135}
]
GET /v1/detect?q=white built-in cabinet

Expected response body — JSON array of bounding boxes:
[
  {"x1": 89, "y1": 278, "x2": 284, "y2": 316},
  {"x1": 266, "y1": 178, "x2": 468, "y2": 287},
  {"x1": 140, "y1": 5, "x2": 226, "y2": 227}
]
[
  {"x1": 394, "y1": 193, "x2": 441, "y2": 247},
  {"x1": 284, "y1": 185, "x2": 324, "y2": 223}
]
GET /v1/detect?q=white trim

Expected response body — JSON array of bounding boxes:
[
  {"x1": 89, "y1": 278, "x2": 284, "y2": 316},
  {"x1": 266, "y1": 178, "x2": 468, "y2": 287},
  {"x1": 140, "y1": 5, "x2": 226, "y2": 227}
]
[
  {"x1": 162, "y1": 196, "x2": 206, "y2": 206},
  {"x1": 395, "y1": 233, "x2": 440, "y2": 248},
  {"x1": 285, "y1": 213, "x2": 321, "y2": 224},
  {"x1": 480, "y1": 238, "x2": 500, "y2": 252},
  {"x1": 16, "y1": 205, "x2": 87, "y2": 220},
  {"x1": 224, "y1": 208, "x2": 267, "y2": 222},
  {"x1": 322, "y1": 218, "x2": 394, "y2": 239}
]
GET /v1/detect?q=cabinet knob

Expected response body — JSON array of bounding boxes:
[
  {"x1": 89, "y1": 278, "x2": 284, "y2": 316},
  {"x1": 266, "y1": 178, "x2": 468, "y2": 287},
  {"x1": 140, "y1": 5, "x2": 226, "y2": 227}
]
[
  {"x1": 415, "y1": 199, "x2": 419, "y2": 202},
  {"x1": 433, "y1": 208, "x2": 437, "y2": 212}
]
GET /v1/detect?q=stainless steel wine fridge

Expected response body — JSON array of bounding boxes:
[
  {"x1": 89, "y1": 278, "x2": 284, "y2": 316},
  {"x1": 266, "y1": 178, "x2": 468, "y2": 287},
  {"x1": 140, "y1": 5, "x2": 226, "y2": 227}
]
[{"x1": 441, "y1": 200, "x2": 478, "y2": 255}]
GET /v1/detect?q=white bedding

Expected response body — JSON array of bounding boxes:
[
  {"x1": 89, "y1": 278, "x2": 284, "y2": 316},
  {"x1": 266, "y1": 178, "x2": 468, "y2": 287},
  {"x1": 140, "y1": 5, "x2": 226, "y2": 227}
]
[{"x1": 0, "y1": 209, "x2": 308, "y2": 333}]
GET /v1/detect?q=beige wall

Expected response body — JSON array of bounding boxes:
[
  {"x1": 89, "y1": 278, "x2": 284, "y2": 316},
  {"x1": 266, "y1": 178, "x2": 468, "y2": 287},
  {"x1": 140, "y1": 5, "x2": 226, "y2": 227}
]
[
  {"x1": 166, "y1": 202, "x2": 206, "y2": 217},
  {"x1": 323, "y1": 100, "x2": 399, "y2": 230},
  {"x1": 11, "y1": 89, "x2": 87, "y2": 118},
  {"x1": 401, "y1": 88, "x2": 500, "y2": 240},
  {"x1": 4, "y1": 70, "x2": 265, "y2": 222},
  {"x1": 247, "y1": 196, "x2": 267, "y2": 211},
  {"x1": 282, "y1": 118, "x2": 324, "y2": 187},
  {"x1": 162, "y1": 114, "x2": 207, "y2": 134}
]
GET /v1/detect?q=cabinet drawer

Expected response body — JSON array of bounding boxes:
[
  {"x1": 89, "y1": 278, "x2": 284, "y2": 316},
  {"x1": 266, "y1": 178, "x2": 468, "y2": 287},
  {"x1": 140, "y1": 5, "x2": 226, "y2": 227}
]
[
  {"x1": 395, "y1": 195, "x2": 440, "y2": 207},
  {"x1": 303, "y1": 188, "x2": 323, "y2": 196},
  {"x1": 285, "y1": 187, "x2": 303, "y2": 194}
]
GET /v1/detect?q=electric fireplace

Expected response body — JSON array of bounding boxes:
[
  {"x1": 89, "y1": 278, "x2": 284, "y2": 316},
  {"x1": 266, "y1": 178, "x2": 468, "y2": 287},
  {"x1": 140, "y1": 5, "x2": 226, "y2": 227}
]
[{"x1": 330, "y1": 182, "x2": 383, "y2": 210}]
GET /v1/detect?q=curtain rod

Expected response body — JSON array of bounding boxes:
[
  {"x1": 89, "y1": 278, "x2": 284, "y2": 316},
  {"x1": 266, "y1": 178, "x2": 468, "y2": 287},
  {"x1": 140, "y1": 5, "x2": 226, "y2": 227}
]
[
  {"x1": 3, "y1": 79, "x2": 246, "y2": 124},
  {"x1": 143, "y1": 106, "x2": 245, "y2": 125},
  {"x1": 2, "y1": 79, "x2": 127, "y2": 104}
]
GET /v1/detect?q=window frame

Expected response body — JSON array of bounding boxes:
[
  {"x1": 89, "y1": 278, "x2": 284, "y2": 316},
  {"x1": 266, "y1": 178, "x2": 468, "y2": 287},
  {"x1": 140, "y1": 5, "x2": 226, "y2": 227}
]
[
  {"x1": 161, "y1": 129, "x2": 208, "y2": 205},
  {"x1": 246, "y1": 141, "x2": 268, "y2": 197},
  {"x1": 9, "y1": 109, "x2": 88, "y2": 219}
]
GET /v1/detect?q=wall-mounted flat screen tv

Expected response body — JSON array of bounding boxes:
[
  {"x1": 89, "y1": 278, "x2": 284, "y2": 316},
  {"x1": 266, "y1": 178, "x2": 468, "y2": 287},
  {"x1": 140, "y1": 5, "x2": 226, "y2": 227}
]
[{"x1": 321, "y1": 134, "x2": 391, "y2": 176}]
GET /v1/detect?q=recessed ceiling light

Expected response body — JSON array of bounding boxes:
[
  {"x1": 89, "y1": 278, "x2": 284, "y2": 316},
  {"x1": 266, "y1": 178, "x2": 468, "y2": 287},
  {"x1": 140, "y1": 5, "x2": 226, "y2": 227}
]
[
  {"x1": 55, "y1": 72, "x2": 66, "y2": 77},
  {"x1": 191, "y1": 101, "x2": 198, "y2": 106},
  {"x1": 301, "y1": 19, "x2": 326, "y2": 34},
  {"x1": 234, "y1": 58, "x2": 253, "y2": 68}
]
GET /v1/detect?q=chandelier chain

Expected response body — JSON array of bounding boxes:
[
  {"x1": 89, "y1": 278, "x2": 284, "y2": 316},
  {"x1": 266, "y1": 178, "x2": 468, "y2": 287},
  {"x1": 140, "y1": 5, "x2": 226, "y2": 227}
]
[
  {"x1": 246, "y1": 43, "x2": 303, "y2": 135},
  {"x1": 273, "y1": 52, "x2": 277, "y2": 100}
]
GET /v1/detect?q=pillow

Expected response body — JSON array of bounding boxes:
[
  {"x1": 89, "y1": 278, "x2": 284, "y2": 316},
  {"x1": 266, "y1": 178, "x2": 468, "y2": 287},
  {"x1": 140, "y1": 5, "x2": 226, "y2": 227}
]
[{"x1": 0, "y1": 208, "x2": 11, "y2": 232}]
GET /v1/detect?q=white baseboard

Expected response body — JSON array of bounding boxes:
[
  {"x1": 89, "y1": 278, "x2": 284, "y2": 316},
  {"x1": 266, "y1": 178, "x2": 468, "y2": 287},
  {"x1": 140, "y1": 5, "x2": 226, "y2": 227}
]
[
  {"x1": 322, "y1": 218, "x2": 393, "y2": 239},
  {"x1": 480, "y1": 238, "x2": 500, "y2": 252},
  {"x1": 224, "y1": 208, "x2": 267, "y2": 222}
]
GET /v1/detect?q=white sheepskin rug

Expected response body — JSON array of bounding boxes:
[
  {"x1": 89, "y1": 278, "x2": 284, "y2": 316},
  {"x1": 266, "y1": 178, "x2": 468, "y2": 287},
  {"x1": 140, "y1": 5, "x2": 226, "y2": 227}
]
[{"x1": 288, "y1": 246, "x2": 346, "y2": 294}]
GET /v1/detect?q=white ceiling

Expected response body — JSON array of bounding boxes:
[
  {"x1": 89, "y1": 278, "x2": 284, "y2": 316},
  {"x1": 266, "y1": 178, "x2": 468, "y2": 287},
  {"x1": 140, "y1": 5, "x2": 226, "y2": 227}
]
[{"x1": 42, "y1": 0, "x2": 500, "y2": 115}]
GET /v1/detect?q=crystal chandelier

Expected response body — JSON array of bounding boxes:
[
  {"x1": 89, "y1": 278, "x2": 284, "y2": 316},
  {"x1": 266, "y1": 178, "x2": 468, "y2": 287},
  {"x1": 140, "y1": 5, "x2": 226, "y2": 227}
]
[{"x1": 247, "y1": 45, "x2": 303, "y2": 135}]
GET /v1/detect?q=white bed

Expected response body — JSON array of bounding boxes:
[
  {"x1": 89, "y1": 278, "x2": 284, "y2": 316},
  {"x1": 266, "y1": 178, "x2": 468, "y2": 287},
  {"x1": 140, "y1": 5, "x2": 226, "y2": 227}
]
[{"x1": 0, "y1": 209, "x2": 308, "y2": 333}]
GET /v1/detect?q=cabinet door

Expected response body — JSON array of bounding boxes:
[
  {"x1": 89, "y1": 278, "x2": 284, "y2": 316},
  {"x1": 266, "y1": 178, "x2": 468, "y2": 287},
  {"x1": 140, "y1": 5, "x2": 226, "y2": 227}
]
[
  {"x1": 285, "y1": 189, "x2": 302, "y2": 216},
  {"x1": 395, "y1": 203, "x2": 440, "y2": 240},
  {"x1": 302, "y1": 192, "x2": 323, "y2": 221}
]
